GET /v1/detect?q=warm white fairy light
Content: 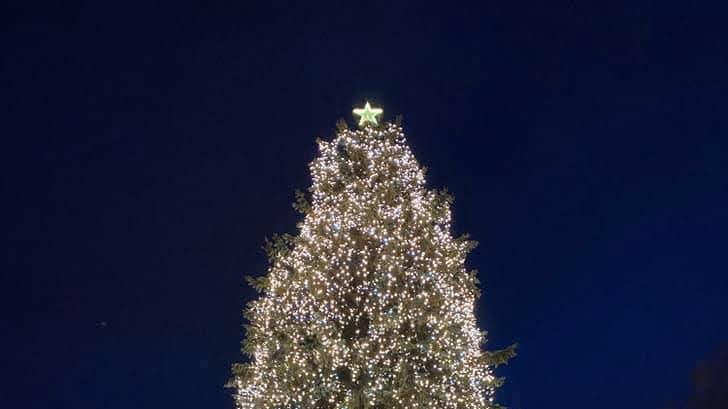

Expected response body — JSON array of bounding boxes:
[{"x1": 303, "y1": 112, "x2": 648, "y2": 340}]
[{"x1": 232, "y1": 117, "x2": 504, "y2": 408}]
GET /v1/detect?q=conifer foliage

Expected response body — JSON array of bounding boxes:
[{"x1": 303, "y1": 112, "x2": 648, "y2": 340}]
[{"x1": 231, "y1": 112, "x2": 514, "y2": 409}]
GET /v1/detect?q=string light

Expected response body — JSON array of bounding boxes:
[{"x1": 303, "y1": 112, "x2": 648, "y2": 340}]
[{"x1": 232, "y1": 116, "x2": 501, "y2": 408}]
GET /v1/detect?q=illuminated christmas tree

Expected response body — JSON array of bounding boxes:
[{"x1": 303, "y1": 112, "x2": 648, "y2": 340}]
[{"x1": 230, "y1": 102, "x2": 515, "y2": 409}]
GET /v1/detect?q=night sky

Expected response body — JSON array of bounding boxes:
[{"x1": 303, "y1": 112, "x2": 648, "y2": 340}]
[{"x1": 3, "y1": 2, "x2": 728, "y2": 409}]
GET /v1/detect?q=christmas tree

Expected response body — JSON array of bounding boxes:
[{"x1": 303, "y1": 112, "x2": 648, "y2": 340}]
[{"x1": 230, "y1": 102, "x2": 515, "y2": 409}]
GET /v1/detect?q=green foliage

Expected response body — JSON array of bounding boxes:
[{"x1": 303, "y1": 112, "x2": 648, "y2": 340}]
[
  {"x1": 336, "y1": 118, "x2": 349, "y2": 132},
  {"x1": 394, "y1": 114, "x2": 403, "y2": 127},
  {"x1": 480, "y1": 343, "x2": 519, "y2": 368},
  {"x1": 245, "y1": 275, "x2": 269, "y2": 293},
  {"x1": 463, "y1": 269, "x2": 482, "y2": 298},
  {"x1": 262, "y1": 233, "x2": 295, "y2": 262},
  {"x1": 436, "y1": 187, "x2": 455, "y2": 206},
  {"x1": 455, "y1": 233, "x2": 479, "y2": 253},
  {"x1": 292, "y1": 189, "x2": 311, "y2": 214},
  {"x1": 231, "y1": 122, "x2": 515, "y2": 408}
]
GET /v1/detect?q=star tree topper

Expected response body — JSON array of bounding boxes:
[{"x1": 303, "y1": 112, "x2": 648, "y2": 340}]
[{"x1": 353, "y1": 101, "x2": 383, "y2": 126}]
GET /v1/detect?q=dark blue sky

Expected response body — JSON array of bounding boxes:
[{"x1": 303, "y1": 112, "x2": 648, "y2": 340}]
[{"x1": 3, "y1": 2, "x2": 727, "y2": 409}]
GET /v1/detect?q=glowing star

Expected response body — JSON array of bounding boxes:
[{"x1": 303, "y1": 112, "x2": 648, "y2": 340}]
[{"x1": 352, "y1": 101, "x2": 383, "y2": 126}]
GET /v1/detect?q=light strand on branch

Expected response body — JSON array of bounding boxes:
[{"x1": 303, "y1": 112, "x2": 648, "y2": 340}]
[{"x1": 232, "y1": 116, "x2": 509, "y2": 409}]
